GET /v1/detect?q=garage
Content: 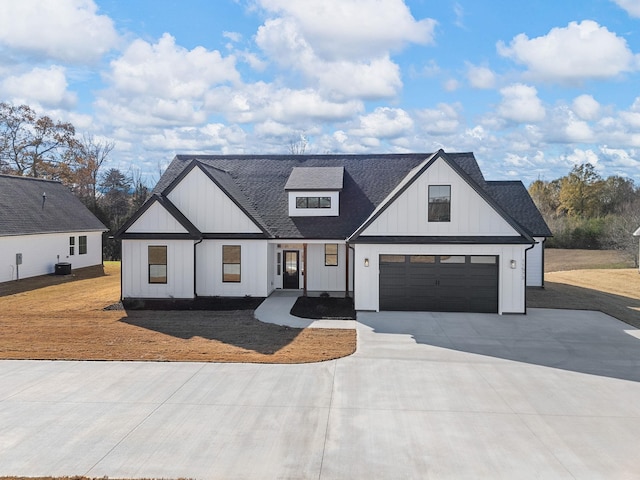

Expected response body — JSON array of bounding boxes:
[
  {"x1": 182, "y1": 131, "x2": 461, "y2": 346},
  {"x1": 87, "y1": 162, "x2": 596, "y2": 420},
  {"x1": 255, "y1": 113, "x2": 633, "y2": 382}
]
[{"x1": 379, "y1": 255, "x2": 498, "y2": 313}]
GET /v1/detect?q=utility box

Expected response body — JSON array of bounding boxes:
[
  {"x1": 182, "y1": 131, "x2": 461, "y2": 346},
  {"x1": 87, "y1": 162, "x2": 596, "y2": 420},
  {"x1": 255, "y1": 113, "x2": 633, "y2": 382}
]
[
  {"x1": 16, "y1": 253, "x2": 22, "y2": 265},
  {"x1": 55, "y1": 262, "x2": 72, "y2": 275}
]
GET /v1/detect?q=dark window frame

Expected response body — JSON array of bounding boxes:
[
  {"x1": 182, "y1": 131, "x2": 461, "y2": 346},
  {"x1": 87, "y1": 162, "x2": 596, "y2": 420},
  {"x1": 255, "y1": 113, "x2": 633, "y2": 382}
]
[
  {"x1": 78, "y1": 235, "x2": 87, "y2": 255},
  {"x1": 324, "y1": 244, "x2": 338, "y2": 266},
  {"x1": 222, "y1": 245, "x2": 241, "y2": 283},
  {"x1": 69, "y1": 236, "x2": 75, "y2": 256},
  {"x1": 148, "y1": 245, "x2": 167, "y2": 284},
  {"x1": 296, "y1": 196, "x2": 332, "y2": 209},
  {"x1": 428, "y1": 185, "x2": 451, "y2": 222}
]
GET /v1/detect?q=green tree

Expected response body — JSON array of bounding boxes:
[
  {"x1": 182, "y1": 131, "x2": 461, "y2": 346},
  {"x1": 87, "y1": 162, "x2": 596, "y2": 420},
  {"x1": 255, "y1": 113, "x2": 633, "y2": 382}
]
[{"x1": 557, "y1": 163, "x2": 603, "y2": 217}]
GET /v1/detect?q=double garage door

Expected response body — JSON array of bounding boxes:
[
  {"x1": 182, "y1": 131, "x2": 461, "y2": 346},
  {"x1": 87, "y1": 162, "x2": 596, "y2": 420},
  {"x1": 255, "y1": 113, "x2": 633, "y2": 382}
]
[{"x1": 379, "y1": 255, "x2": 498, "y2": 313}]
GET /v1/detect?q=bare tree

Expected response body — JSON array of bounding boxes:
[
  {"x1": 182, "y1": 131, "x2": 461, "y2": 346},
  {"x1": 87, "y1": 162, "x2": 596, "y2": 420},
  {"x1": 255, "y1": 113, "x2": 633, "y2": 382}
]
[
  {"x1": 68, "y1": 134, "x2": 115, "y2": 209},
  {"x1": 0, "y1": 102, "x2": 77, "y2": 178},
  {"x1": 288, "y1": 132, "x2": 308, "y2": 155}
]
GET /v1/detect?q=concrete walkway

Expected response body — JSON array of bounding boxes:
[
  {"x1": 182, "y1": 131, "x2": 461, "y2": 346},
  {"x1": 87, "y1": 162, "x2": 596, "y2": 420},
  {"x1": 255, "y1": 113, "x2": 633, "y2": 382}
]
[
  {"x1": 255, "y1": 290, "x2": 357, "y2": 329},
  {"x1": 1, "y1": 308, "x2": 640, "y2": 478}
]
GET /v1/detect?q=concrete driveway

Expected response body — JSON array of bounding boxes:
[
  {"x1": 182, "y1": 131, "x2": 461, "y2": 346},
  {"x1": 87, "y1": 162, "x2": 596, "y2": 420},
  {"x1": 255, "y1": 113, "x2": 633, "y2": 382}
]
[{"x1": 1, "y1": 308, "x2": 640, "y2": 479}]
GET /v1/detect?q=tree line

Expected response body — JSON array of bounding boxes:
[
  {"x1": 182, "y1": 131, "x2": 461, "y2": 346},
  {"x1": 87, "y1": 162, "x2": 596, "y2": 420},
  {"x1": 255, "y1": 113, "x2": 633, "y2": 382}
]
[
  {"x1": 529, "y1": 163, "x2": 640, "y2": 265},
  {"x1": 0, "y1": 102, "x2": 150, "y2": 259}
]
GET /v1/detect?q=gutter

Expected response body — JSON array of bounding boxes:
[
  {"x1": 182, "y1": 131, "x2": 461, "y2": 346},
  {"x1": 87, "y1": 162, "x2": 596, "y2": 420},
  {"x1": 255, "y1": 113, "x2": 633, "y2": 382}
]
[
  {"x1": 523, "y1": 241, "x2": 536, "y2": 315},
  {"x1": 193, "y1": 238, "x2": 203, "y2": 298}
]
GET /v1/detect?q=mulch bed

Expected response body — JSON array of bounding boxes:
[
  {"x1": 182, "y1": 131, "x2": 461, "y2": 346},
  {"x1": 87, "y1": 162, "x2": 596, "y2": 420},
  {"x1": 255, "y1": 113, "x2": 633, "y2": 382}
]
[{"x1": 290, "y1": 295, "x2": 356, "y2": 319}]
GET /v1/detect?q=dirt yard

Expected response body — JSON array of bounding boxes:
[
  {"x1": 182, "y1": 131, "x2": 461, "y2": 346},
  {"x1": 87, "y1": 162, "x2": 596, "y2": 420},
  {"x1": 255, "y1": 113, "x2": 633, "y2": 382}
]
[
  {"x1": 0, "y1": 263, "x2": 355, "y2": 363},
  {"x1": 529, "y1": 249, "x2": 640, "y2": 328}
]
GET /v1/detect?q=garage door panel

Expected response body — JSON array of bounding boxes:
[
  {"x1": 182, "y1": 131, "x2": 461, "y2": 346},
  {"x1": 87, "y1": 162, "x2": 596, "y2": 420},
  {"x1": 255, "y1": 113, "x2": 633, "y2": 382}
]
[{"x1": 379, "y1": 254, "x2": 498, "y2": 313}]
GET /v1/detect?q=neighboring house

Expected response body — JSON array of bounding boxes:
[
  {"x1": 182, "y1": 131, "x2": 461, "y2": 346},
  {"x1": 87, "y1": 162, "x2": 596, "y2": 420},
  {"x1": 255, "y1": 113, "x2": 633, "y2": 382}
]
[
  {"x1": 116, "y1": 150, "x2": 551, "y2": 314},
  {"x1": 0, "y1": 174, "x2": 107, "y2": 283}
]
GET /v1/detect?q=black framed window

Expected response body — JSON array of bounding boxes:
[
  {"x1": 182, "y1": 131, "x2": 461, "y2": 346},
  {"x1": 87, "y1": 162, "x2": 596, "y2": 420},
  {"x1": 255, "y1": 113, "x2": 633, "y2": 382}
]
[
  {"x1": 428, "y1": 185, "x2": 451, "y2": 222},
  {"x1": 69, "y1": 236, "x2": 75, "y2": 256},
  {"x1": 148, "y1": 246, "x2": 167, "y2": 284},
  {"x1": 223, "y1": 245, "x2": 241, "y2": 282},
  {"x1": 296, "y1": 196, "x2": 331, "y2": 208},
  {"x1": 79, "y1": 235, "x2": 87, "y2": 255},
  {"x1": 325, "y1": 244, "x2": 338, "y2": 266}
]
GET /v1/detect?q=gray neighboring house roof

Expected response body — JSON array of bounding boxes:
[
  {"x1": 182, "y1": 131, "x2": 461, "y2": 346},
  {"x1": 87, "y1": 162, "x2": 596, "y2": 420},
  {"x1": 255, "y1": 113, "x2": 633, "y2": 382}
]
[
  {"x1": 137, "y1": 152, "x2": 549, "y2": 242},
  {"x1": 0, "y1": 174, "x2": 107, "y2": 236}
]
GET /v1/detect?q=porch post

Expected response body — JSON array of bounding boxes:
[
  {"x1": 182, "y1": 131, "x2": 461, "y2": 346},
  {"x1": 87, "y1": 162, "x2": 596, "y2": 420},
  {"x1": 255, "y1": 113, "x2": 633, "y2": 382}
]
[{"x1": 303, "y1": 243, "x2": 308, "y2": 296}]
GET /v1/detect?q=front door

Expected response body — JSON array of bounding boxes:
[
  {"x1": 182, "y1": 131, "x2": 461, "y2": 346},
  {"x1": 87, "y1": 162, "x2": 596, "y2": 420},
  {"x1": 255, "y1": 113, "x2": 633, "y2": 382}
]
[{"x1": 283, "y1": 250, "x2": 300, "y2": 289}]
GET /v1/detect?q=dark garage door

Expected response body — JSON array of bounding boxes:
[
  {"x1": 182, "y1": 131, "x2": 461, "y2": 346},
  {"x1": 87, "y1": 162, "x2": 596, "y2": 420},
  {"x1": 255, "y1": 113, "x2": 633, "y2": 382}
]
[{"x1": 379, "y1": 255, "x2": 498, "y2": 313}]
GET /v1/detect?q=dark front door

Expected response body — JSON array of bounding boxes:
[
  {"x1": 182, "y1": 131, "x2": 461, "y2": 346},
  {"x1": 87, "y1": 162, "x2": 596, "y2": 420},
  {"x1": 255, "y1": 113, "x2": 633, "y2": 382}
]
[{"x1": 283, "y1": 250, "x2": 300, "y2": 289}]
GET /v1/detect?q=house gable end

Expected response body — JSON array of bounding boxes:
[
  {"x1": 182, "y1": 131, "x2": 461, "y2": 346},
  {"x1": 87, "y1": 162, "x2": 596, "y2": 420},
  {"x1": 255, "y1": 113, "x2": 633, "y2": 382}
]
[
  {"x1": 165, "y1": 163, "x2": 264, "y2": 235},
  {"x1": 353, "y1": 151, "x2": 530, "y2": 239},
  {"x1": 126, "y1": 199, "x2": 189, "y2": 234}
]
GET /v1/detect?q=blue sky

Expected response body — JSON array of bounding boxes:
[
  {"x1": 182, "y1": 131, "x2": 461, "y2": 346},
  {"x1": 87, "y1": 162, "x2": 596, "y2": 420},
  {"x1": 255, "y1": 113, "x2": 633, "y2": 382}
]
[{"x1": 1, "y1": 0, "x2": 639, "y2": 186}]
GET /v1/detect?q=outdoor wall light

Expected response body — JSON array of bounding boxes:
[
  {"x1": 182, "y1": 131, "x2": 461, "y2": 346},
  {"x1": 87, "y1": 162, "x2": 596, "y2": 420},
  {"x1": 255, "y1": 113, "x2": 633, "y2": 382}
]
[
  {"x1": 510, "y1": 259, "x2": 517, "y2": 269},
  {"x1": 364, "y1": 258, "x2": 369, "y2": 267}
]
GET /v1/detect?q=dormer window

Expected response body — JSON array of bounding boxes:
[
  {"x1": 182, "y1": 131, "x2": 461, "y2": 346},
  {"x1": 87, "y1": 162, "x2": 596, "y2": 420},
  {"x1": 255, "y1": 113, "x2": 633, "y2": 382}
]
[
  {"x1": 296, "y1": 196, "x2": 331, "y2": 209},
  {"x1": 285, "y1": 167, "x2": 343, "y2": 217}
]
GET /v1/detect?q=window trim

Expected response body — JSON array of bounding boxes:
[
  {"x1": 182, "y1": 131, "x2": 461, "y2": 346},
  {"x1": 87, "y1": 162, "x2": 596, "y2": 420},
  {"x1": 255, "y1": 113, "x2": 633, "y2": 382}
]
[
  {"x1": 428, "y1": 185, "x2": 451, "y2": 222},
  {"x1": 78, "y1": 235, "x2": 87, "y2": 255},
  {"x1": 222, "y1": 245, "x2": 241, "y2": 283},
  {"x1": 148, "y1": 245, "x2": 167, "y2": 284},
  {"x1": 324, "y1": 244, "x2": 338, "y2": 266},
  {"x1": 69, "y1": 236, "x2": 75, "y2": 256}
]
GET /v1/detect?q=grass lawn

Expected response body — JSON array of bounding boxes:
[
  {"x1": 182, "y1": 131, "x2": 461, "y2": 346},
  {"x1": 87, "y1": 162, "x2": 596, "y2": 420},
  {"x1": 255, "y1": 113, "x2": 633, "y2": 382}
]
[
  {"x1": 0, "y1": 262, "x2": 355, "y2": 363},
  {"x1": 529, "y1": 249, "x2": 640, "y2": 329}
]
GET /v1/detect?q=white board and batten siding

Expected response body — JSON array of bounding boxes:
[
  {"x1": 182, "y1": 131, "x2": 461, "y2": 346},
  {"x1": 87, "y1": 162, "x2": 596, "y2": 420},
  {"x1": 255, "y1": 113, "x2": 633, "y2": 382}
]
[
  {"x1": 354, "y1": 156, "x2": 529, "y2": 314},
  {"x1": 526, "y1": 237, "x2": 545, "y2": 287},
  {"x1": 167, "y1": 167, "x2": 262, "y2": 234},
  {"x1": 196, "y1": 240, "x2": 269, "y2": 297},
  {"x1": 126, "y1": 201, "x2": 188, "y2": 234},
  {"x1": 353, "y1": 243, "x2": 528, "y2": 314},
  {"x1": 121, "y1": 239, "x2": 194, "y2": 299},
  {"x1": 0, "y1": 231, "x2": 103, "y2": 283},
  {"x1": 305, "y1": 243, "x2": 352, "y2": 292},
  {"x1": 361, "y1": 157, "x2": 519, "y2": 237}
]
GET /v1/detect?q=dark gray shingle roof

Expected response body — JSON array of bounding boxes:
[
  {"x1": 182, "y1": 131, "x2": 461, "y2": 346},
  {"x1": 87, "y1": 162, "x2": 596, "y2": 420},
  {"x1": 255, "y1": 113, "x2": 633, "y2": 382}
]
[
  {"x1": 150, "y1": 153, "x2": 548, "y2": 240},
  {"x1": 485, "y1": 181, "x2": 552, "y2": 237},
  {"x1": 0, "y1": 175, "x2": 107, "y2": 236},
  {"x1": 284, "y1": 167, "x2": 344, "y2": 191}
]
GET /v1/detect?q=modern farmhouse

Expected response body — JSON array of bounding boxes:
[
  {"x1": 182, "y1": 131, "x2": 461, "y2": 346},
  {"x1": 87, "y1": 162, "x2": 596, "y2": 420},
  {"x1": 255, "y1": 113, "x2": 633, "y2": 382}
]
[
  {"x1": 117, "y1": 150, "x2": 551, "y2": 314},
  {"x1": 0, "y1": 174, "x2": 107, "y2": 283}
]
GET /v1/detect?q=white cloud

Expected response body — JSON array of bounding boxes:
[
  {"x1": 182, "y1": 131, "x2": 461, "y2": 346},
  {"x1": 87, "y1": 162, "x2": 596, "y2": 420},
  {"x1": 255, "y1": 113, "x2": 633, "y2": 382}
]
[
  {"x1": 0, "y1": 0, "x2": 119, "y2": 63},
  {"x1": 443, "y1": 79, "x2": 460, "y2": 92},
  {"x1": 613, "y1": 0, "x2": 640, "y2": 17},
  {"x1": 466, "y1": 64, "x2": 496, "y2": 89},
  {"x1": 1, "y1": 66, "x2": 76, "y2": 109},
  {"x1": 348, "y1": 107, "x2": 414, "y2": 139},
  {"x1": 142, "y1": 124, "x2": 247, "y2": 152},
  {"x1": 107, "y1": 34, "x2": 239, "y2": 98},
  {"x1": 205, "y1": 84, "x2": 363, "y2": 125},
  {"x1": 257, "y1": 0, "x2": 436, "y2": 61},
  {"x1": 97, "y1": 34, "x2": 241, "y2": 127},
  {"x1": 497, "y1": 84, "x2": 546, "y2": 123},
  {"x1": 256, "y1": 17, "x2": 403, "y2": 100},
  {"x1": 497, "y1": 20, "x2": 640, "y2": 82},
  {"x1": 572, "y1": 94, "x2": 601, "y2": 120},
  {"x1": 600, "y1": 146, "x2": 640, "y2": 167},
  {"x1": 254, "y1": 0, "x2": 434, "y2": 100},
  {"x1": 315, "y1": 57, "x2": 403, "y2": 100},
  {"x1": 416, "y1": 103, "x2": 461, "y2": 134},
  {"x1": 564, "y1": 148, "x2": 600, "y2": 166}
]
